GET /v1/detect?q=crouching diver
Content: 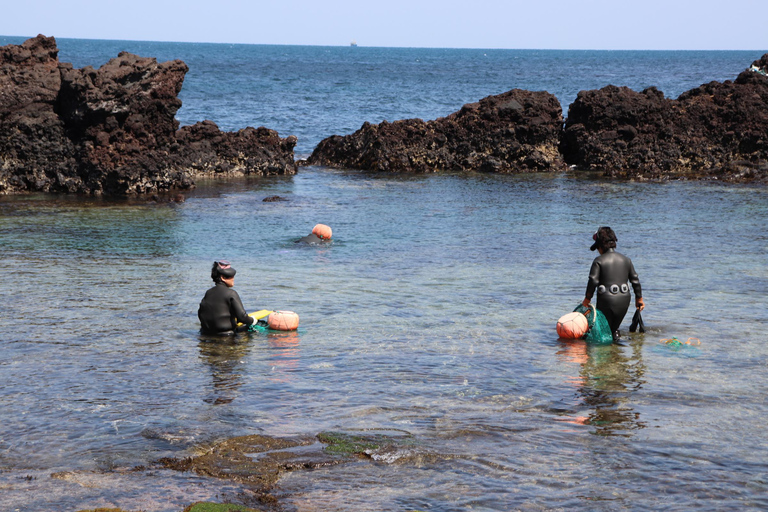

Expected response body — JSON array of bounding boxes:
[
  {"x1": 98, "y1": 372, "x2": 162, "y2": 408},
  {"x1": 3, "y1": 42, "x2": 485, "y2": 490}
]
[
  {"x1": 582, "y1": 227, "x2": 645, "y2": 342},
  {"x1": 296, "y1": 224, "x2": 332, "y2": 244},
  {"x1": 198, "y1": 260, "x2": 255, "y2": 334}
]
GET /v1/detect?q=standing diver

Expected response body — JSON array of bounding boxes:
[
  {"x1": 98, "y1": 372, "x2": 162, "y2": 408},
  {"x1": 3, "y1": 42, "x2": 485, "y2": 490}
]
[
  {"x1": 198, "y1": 260, "x2": 255, "y2": 334},
  {"x1": 582, "y1": 227, "x2": 645, "y2": 342}
]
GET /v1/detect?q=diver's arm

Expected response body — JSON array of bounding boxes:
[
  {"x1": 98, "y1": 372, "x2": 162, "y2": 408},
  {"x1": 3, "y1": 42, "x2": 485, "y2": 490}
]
[
  {"x1": 230, "y1": 291, "x2": 254, "y2": 325},
  {"x1": 584, "y1": 260, "x2": 601, "y2": 304},
  {"x1": 628, "y1": 259, "x2": 644, "y2": 310},
  {"x1": 628, "y1": 259, "x2": 642, "y2": 298}
]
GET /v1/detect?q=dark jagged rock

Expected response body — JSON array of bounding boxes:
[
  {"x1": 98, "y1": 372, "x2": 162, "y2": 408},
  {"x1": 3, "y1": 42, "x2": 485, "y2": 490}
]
[
  {"x1": 56, "y1": 49, "x2": 192, "y2": 194},
  {"x1": 0, "y1": 35, "x2": 297, "y2": 196},
  {"x1": 0, "y1": 35, "x2": 78, "y2": 193},
  {"x1": 305, "y1": 89, "x2": 566, "y2": 173},
  {"x1": 175, "y1": 121, "x2": 297, "y2": 177},
  {"x1": 561, "y1": 54, "x2": 768, "y2": 182}
]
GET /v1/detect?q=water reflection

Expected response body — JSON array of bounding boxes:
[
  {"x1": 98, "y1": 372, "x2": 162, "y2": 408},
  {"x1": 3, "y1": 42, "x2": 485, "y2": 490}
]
[
  {"x1": 198, "y1": 336, "x2": 252, "y2": 405},
  {"x1": 266, "y1": 331, "x2": 301, "y2": 384},
  {"x1": 197, "y1": 331, "x2": 302, "y2": 405},
  {"x1": 557, "y1": 337, "x2": 647, "y2": 436}
]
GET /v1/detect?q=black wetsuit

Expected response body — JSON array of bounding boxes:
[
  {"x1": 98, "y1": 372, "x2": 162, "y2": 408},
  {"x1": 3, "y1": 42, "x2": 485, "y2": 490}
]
[
  {"x1": 198, "y1": 282, "x2": 254, "y2": 333},
  {"x1": 295, "y1": 233, "x2": 327, "y2": 244},
  {"x1": 585, "y1": 249, "x2": 642, "y2": 337}
]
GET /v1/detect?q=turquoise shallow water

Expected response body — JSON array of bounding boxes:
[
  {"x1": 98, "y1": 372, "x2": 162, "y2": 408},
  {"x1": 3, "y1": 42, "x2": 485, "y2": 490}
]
[{"x1": 1, "y1": 169, "x2": 767, "y2": 510}]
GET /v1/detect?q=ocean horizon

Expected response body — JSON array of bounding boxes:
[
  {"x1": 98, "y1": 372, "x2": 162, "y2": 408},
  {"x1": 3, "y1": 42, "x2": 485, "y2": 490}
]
[{"x1": 7, "y1": 33, "x2": 766, "y2": 51}]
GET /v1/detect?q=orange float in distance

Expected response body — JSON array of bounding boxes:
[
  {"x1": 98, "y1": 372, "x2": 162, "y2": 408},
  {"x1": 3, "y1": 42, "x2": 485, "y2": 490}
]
[
  {"x1": 268, "y1": 310, "x2": 300, "y2": 331},
  {"x1": 312, "y1": 224, "x2": 332, "y2": 240},
  {"x1": 556, "y1": 312, "x2": 589, "y2": 339}
]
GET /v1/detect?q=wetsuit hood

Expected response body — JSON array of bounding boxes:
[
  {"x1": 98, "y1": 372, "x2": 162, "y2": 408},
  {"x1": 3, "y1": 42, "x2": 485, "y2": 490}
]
[
  {"x1": 591, "y1": 227, "x2": 617, "y2": 251},
  {"x1": 214, "y1": 260, "x2": 236, "y2": 278},
  {"x1": 217, "y1": 266, "x2": 236, "y2": 278}
]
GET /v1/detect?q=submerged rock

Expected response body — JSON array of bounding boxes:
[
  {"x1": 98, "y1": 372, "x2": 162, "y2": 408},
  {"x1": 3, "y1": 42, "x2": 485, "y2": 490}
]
[
  {"x1": 560, "y1": 54, "x2": 768, "y2": 182},
  {"x1": 0, "y1": 35, "x2": 297, "y2": 196},
  {"x1": 183, "y1": 503, "x2": 262, "y2": 512},
  {"x1": 305, "y1": 89, "x2": 566, "y2": 173},
  {"x1": 158, "y1": 434, "x2": 338, "y2": 505},
  {"x1": 75, "y1": 509, "x2": 135, "y2": 512},
  {"x1": 158, "y1": 430, "x2": 432, "y2": 507},
  {"x1": 157, "y1": 433, "x2": 352, "y2": 509}
]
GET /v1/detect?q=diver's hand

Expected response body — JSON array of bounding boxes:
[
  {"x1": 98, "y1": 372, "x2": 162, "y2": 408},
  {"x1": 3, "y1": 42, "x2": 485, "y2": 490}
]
[
  {"x1": 636, "y1": 297, "x2": 645, "y2": 311},
  {"x1": 582, "y1": 297, "x2": 591, "y2": 308}
]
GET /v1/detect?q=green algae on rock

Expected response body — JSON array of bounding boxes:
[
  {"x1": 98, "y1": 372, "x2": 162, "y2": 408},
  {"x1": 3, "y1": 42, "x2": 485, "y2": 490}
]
[
  {"x1": 317, "y1": 431, "x2": 383, "y2": 455},
  {"x1": 317, "y1": 430, "x2": 413, "y2": 456},
  {"x1": 183, "y1": 502, "x2": 262, "y2": 512}
]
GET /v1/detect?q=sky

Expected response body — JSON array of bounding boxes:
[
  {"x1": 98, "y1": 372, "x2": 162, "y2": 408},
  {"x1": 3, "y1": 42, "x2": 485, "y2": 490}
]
[{"x1": 1, "y1": 0, "x2": 766, "y2": 50}]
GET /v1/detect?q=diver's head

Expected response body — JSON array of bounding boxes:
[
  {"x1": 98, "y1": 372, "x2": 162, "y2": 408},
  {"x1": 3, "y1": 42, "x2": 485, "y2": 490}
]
[
  {"x1": 211, "y1": 260, "x2": 236, "y2": 283},
  {"x1": 590, "y1": 227, "x2": 617, "y2": 252}
]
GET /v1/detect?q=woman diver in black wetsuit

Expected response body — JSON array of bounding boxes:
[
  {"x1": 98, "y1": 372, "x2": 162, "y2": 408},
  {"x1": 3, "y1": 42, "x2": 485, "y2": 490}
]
[
  {"x1": 582, "y1": 227, "x2": 645, "y2": 342},
  {"x1": 198, "y1": 260, "x2": 255, "y2": 334}
]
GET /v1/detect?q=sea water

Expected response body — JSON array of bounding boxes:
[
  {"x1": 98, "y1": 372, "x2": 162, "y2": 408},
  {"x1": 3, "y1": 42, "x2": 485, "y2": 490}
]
[{"x1": 0, "y1": 38, "x2": 767, "y2": 511}]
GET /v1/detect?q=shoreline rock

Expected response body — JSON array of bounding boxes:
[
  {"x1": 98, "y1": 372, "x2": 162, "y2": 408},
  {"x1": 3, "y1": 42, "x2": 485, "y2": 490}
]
[
  {"x1": 0, "y1": 35, "x2": 297, "y2": 196},
  {"x1": 305, "y1": 89, "x2": 566, "y2": 173},
  {"x1": 306, "y1": 55, "x2": 768, "y2": 183},
  {"x1": 2, "y1": 36, "x2": 767, "y2": 193},
  {"x1": 560, "y1": 54, "x2": 768, "y2": 182}
]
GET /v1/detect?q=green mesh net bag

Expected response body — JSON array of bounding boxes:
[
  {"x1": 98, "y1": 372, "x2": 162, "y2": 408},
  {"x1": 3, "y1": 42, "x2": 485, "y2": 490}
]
[
  {"x1": 573, "y1": 304, "x2": 613, "y2": 344},
  {"x1": 247, "y1": 322, "x2": 269, "y2": 333}
]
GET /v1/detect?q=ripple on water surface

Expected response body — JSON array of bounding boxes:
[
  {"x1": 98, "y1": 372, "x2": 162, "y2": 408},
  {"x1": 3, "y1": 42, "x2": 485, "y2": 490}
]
[{"x1": 1, "y1": 172, "x2": 767, "y2": 510}]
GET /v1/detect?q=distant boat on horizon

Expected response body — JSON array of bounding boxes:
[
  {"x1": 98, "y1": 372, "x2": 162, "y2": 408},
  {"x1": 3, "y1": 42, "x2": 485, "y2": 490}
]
[{"x1": 350, "y1": 40, "x2": 358, "y2": 47}]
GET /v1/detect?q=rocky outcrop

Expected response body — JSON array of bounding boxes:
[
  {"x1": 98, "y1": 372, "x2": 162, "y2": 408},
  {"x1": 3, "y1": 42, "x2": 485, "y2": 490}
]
[
  {"x1": 0, "y1": 35, "x2": 77, "y2": 192},
  {"x1": 305, "y1": 89, "x2": 566, "y2": 173},
  {"x1": 0, "y1": 35, "x2": 297, "y2": 195},
  {"x1": 176, "y1": 120, "x2": 297, "y2": 176},
  {"x1": 307, "y1": 55, "x2": 768, "y2": 182},
  {"x1": 4, "y1": 36, "x2": 767, "y2": 191},
  {"x1": 560, "y1": 55, "x2": 768, "y2": 182}
]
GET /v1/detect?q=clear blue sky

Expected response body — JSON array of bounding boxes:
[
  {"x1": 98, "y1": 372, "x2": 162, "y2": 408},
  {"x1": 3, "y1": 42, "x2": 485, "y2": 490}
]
[{"x1": 2, "y1": 0, "x2": 766, "y2": 50}]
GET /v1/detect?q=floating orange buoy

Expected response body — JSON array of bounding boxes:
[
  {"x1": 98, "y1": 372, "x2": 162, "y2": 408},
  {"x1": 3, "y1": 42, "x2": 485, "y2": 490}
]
[
  {"x1": 312, "y1": 224, "x2": 332, "y2": 239},
  {"x1": 268, "y1": 310, "x2": 300, "y2": 331},
  {"x1": 556, "y1": 312, "x2": 589, "y2": 339}
]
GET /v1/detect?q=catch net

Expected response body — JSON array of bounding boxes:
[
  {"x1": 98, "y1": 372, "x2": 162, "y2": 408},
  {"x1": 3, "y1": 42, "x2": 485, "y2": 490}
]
[
  {"x1": 247, "y1": 321, "x2": 269, "y2": 333},
  {"x1": 573, "y1": 304, "x2": 613, "y2": 344}
]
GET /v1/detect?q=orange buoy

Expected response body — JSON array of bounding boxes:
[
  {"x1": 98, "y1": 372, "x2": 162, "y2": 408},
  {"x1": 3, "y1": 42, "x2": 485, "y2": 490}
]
[
  {"x1": 556, "y1": 312, "x2": 589, "y2": 339},
  {"x1": 268, "y1": 310, "x2": 300, "y2": 331},
  {"x1": 312, "y1": 224, "x2": 332, "y2": 240}
]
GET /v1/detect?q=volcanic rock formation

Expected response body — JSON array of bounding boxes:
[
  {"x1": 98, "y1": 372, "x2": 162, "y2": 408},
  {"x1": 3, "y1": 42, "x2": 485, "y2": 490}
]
[
  {"x1": 560, "y1": 55, "x2": 768, "y2": 181},
  {"x1": 305, "y1": 89, "x2": 566, "y2": 173},
  {"x1": 4, "y1": 35, "x2": 767, "y2": 191},
  {"x1": 306, "y1": 55, "x2": 768, "y2": 183},
  {"x1": 0, "y1": 35, "x2": 297, "y2": 195}
]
